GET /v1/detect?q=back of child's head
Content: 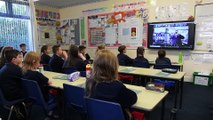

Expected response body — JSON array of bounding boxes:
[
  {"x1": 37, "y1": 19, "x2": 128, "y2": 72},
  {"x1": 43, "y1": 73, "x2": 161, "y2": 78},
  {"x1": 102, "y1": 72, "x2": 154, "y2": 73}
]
[
  {"x1": 0, "y1": 46, "x2": 14, "y2": 64},
  {"x1": 96, "y1": 45, "x2": 105, "y2": 53},
  {"x1": 52, "y1": 45, "x2": 60, "y2": 54},
  {"x1": 23, "y1": 51, "x2": 40, "y2": 69},
  {"x1": 78, "y1": 45, "x2": 86, "y2": 52},
  {"x1": 41, "y1": 45, "x2": 48, "y2": 54},
  {"x1": 19, "y1": 43, "x2": 26, "y2": 48},
  {"x1": 137, "y1": 47, "x2": 145, "y2": 57},
  {"x1": 158, "y1": 49, "x2": 166, "y2": 58},
  {"x1": 68, "y1": 44, "x2": 78, "y2": 58},
  {"x1": 5, "y1": 49, "x2": 21, "y2": 63},
  {"x1": 118, "y1": 45, "x2": 126, "y2": 53},
  {"x1": 92, "y1": 49, "x2": 118, "y2": 82}
]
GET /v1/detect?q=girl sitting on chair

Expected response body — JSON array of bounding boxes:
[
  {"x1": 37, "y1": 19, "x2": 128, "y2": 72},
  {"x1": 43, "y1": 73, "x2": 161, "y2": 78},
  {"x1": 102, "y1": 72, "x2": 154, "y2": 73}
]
[{"x1": 86, "y1": 49, "x2": 137, "y2": 120}]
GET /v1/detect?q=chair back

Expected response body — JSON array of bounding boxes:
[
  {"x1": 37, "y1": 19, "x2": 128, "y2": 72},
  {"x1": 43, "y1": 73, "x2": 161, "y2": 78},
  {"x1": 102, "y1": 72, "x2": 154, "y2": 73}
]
[
  {"x1": 85, "y1": 98, "x2": 125, "y2": 120},
  {"x1": 21, "y1": 79, "x2": 48, "y2": 110},
  {"x1": 63, "y1": 84, "x2": 86, "y2": 111}
]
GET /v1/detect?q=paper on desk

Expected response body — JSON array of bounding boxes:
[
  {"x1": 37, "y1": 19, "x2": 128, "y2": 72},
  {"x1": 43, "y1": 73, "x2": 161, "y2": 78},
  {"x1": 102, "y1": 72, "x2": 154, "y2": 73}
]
[
  {"x1": 120, "y1": 67, "x2": 135, "y2": 73},
  {"x1": 52, "y1": 75, "x2": 68, "y2": 80},
  {"x1": 155, "y1": 72, "x2": 170, "y2": 76}
]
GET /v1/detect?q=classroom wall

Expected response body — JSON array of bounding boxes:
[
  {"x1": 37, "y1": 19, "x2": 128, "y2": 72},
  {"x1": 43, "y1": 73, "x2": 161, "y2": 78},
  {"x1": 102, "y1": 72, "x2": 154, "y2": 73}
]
[{"x1": 46, "y1": 0, "x2": 213, "y2": 82}]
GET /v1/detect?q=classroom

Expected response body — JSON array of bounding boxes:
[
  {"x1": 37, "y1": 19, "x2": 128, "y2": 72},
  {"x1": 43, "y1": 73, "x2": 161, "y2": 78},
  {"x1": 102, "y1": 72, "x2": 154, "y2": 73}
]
[{"x1": 0, "y1": 0, "x2": 213, "y2": 120}]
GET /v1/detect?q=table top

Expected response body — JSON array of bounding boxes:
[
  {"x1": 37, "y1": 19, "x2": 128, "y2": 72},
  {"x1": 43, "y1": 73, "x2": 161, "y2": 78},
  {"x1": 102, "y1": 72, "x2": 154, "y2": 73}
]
[
  {"x1": 44, "y1": 71, "x2": 168, "y2": 111},
  {"x1": 119, "y1": 66, "x2": 185, "y2": 80}
]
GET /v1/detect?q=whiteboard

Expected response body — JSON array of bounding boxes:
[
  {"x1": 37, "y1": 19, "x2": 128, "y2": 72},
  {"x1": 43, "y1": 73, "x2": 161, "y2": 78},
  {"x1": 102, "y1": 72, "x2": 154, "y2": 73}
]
[{"x1": 195, "y1": 3, "x2": 213, "y2": 50}]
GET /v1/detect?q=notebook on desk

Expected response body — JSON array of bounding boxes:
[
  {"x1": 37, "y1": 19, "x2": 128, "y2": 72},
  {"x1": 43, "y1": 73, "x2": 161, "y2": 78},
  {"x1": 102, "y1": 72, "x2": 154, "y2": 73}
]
[{"x1": 52, "y1": 75, "x2": 68, "y2": 80}]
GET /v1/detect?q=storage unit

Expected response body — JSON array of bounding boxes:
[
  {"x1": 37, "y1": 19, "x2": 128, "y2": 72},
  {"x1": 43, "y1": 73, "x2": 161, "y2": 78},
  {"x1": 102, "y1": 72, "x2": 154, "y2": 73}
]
[{"x1": 193, "y1": 72, "x2": 213, "y2": 86}]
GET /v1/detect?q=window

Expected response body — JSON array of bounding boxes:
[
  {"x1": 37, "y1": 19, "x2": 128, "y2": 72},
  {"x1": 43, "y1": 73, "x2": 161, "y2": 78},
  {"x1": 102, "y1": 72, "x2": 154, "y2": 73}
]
[
  {"x1": 0, "y1": 1, "x2": 6, "y2": 13},
  {"x1": 0, "y1": 0, "x2": 33, "y2": 51}
]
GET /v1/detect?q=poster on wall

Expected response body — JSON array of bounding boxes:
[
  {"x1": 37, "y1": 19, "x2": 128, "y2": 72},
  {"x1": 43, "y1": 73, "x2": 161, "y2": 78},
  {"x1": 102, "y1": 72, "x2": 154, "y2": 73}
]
[
  {"x1": 195, "y1": 3, "x2": 213, "y2": 51},
  {"x1": 60, "y1": 19, "x2": 80, "y2": 45},
  {"x1": 87, "y1": 6, "x2": 148, "y2": 48},
  {"x1": 155, "y1": 3, "x2": 189, "y2": 21},
  {"x1": 36, "y1": 9, "x2": 61, "y2": 47}
]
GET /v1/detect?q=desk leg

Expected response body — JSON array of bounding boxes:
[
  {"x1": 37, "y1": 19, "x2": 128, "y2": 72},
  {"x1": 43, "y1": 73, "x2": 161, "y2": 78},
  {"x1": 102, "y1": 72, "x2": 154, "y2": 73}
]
[
  {"x1": 174, "y1": 80, "x2": 178, "y2": 108},
  {"x1": 161, "y1": 98, "x2": 165, "y2": 120},
  {"x1": 179, "y1": 77, "x2": 184, "y2": 109}
]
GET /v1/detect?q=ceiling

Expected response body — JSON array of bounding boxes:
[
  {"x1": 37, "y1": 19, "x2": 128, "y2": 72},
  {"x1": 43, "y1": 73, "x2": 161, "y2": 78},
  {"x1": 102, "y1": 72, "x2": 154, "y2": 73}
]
[{"x1": 36, "y1": 0, "x2": 108, "y2": 8}]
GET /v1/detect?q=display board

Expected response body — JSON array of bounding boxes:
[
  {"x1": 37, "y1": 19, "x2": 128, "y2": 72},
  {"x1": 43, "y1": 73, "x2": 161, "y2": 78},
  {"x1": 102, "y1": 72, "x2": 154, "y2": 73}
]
[
  {"x1": 195, "y1": 3, "x2": 213, "y2": 51},
  {"x1": 59, "y1": 19, "x2": 80, "y2": 45},
  {"x1": 87, "y1": 8, "x2": 148, "y2": 48}
]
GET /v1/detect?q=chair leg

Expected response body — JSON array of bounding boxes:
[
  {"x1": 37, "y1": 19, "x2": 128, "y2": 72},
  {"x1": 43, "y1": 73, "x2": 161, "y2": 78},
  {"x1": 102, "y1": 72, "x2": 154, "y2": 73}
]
[
  {"x1": 22, "y1": 102, "x2": 28, "y2": 119},
  {"x1": 7, "y1": 106, "x2": 14, "y2": 120}
]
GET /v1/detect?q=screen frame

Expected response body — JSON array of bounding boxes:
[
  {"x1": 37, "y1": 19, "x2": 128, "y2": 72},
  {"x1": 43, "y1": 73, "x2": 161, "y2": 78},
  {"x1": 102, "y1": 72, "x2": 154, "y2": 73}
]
[{"x1": 147, "y1": 20, "x2": 196, "y2": 50}]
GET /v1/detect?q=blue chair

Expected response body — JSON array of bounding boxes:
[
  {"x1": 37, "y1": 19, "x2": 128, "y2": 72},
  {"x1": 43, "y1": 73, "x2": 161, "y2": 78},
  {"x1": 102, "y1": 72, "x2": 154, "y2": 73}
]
[
  {"x1": 85, "y1": 98, "x2": 125, "y2": 120},
  {"x1": 63, "y1": 84, "x2": 86, "y2": 119},
  {"x1": 0, "y1": 89, "x2": 26, "y2": 120},
  {"x1": 21, "y1": 79, "x2": 57, "y2": 118}
]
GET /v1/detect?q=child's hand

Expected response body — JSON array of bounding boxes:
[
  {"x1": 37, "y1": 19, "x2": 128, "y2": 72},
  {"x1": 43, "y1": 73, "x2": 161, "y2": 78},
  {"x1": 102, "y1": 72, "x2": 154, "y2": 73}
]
[
  {"x1": 62, "y1": 51, "x2": 68, "y2": 60},
  {"x1": 48, "y1": 80, "x2": 52, "y2": 85}
]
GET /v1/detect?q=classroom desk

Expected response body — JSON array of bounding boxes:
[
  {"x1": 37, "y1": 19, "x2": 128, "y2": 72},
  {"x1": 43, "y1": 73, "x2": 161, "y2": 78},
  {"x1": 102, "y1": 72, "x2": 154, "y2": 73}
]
[
  {"x1": 44, "y1": 71, "x2": 168, "y2": 120},
  {"x1": 149, "y1": 61, "x2": 184, "y2": 71},
  {"x1": 118, "y1": 66, "x2": 185, "y2": 109}
]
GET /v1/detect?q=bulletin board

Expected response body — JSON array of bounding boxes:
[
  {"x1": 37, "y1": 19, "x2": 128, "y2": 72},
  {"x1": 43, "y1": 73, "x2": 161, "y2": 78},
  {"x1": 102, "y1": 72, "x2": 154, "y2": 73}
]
[
  {"x1": 87, "y1": 8, "x2": 148, "y2": 48},
  {"x1": 195, "y1": 3, "x2": 213, "y2": 51},
  {"x1": 36, "y1": 9, "x2": 60, "y2": 47},
  {"x1": 59, "y1": 19, "x2": 80, "y2": 45}
]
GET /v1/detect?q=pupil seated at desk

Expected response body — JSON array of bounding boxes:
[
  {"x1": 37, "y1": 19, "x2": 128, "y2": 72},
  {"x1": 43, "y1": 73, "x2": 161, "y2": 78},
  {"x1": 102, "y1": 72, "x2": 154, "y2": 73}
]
[
  {"x1": 133, "y1": 47, "x2": 150, "y2": 68},
  {"x1": 78, "y1": 45, "x2": 91, "y2": 61},
  {"x1": 49, "y1": 45, "x2": 68, "y2": 73},
  {"x1": 155, "y1": 49, "x2": 171, "y2": 66},
  {"x1": 117, "y1": 45, "x2": 133, "y2": 66},
  {"x1": 22, "y1": 51, "x2": 52, "y2": 101},
  {"x1": 40, "y1": 45, "x2": 51, "y2": 65},
  {"x1": 63, "y1": 44, "x2": 89, "y2": 71},
  {"x1": 86, "y1": 49, "x2": 137, "y2": 120}
]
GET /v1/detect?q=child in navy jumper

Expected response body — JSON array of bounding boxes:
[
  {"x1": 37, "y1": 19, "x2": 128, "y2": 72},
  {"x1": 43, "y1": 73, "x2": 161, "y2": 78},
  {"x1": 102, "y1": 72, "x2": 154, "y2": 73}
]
[
  {"x1": 19, "y1": 43, "x2": 27, "y2": 57},
  {"x1": 86, "y1": 50, "x2": 137, "y2": 120},
  {"x1": 134, "y1": 47, "x2": 149, "y2": 68},
  {"x1": 22, "y1": 51, "x2": 52, "y2": 101},
  {"x1": 40, "y1": 45, "x2": 51, "y2": 65},
  {"x1": 155, "y1": 49, "x2": 171, "y2": 65},
  {"x1": 117, "y1": 45, "x2": 133, "y2": 66},
  {"x1": 49, "y1": 45, "x2": 67, "y2": 73},
  {"x1": 0, "y1": 49, "x2": 24, "y2": 101}
]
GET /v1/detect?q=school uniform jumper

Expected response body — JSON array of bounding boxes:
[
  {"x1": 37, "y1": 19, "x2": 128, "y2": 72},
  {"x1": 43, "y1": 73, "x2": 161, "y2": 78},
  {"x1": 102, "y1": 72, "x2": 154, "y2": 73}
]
[
  {"x1": 0, "y1": 63, "x2": 24, "y2": 101},
  {"x1": 41, "y1": 53, "x2": 51, "y2": 65},
  {"x1": 49, "y1": 54, "x2": 64, "y2": 73},
  {"x1": 89, "y1": 80, "x2": 137, "y2": 120},
  {"x1": 155, "y1": 57, "x2": 171, "y2": 65},
  {"x1": 117, "y1": 53, "x2": 133, "y2": 66},
  {"x1": 23, "y1": 70, "x2": 49, "y2": 101},
  {"x1": 133, "y1": 56, "x2": 150, "y2": 68}
]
